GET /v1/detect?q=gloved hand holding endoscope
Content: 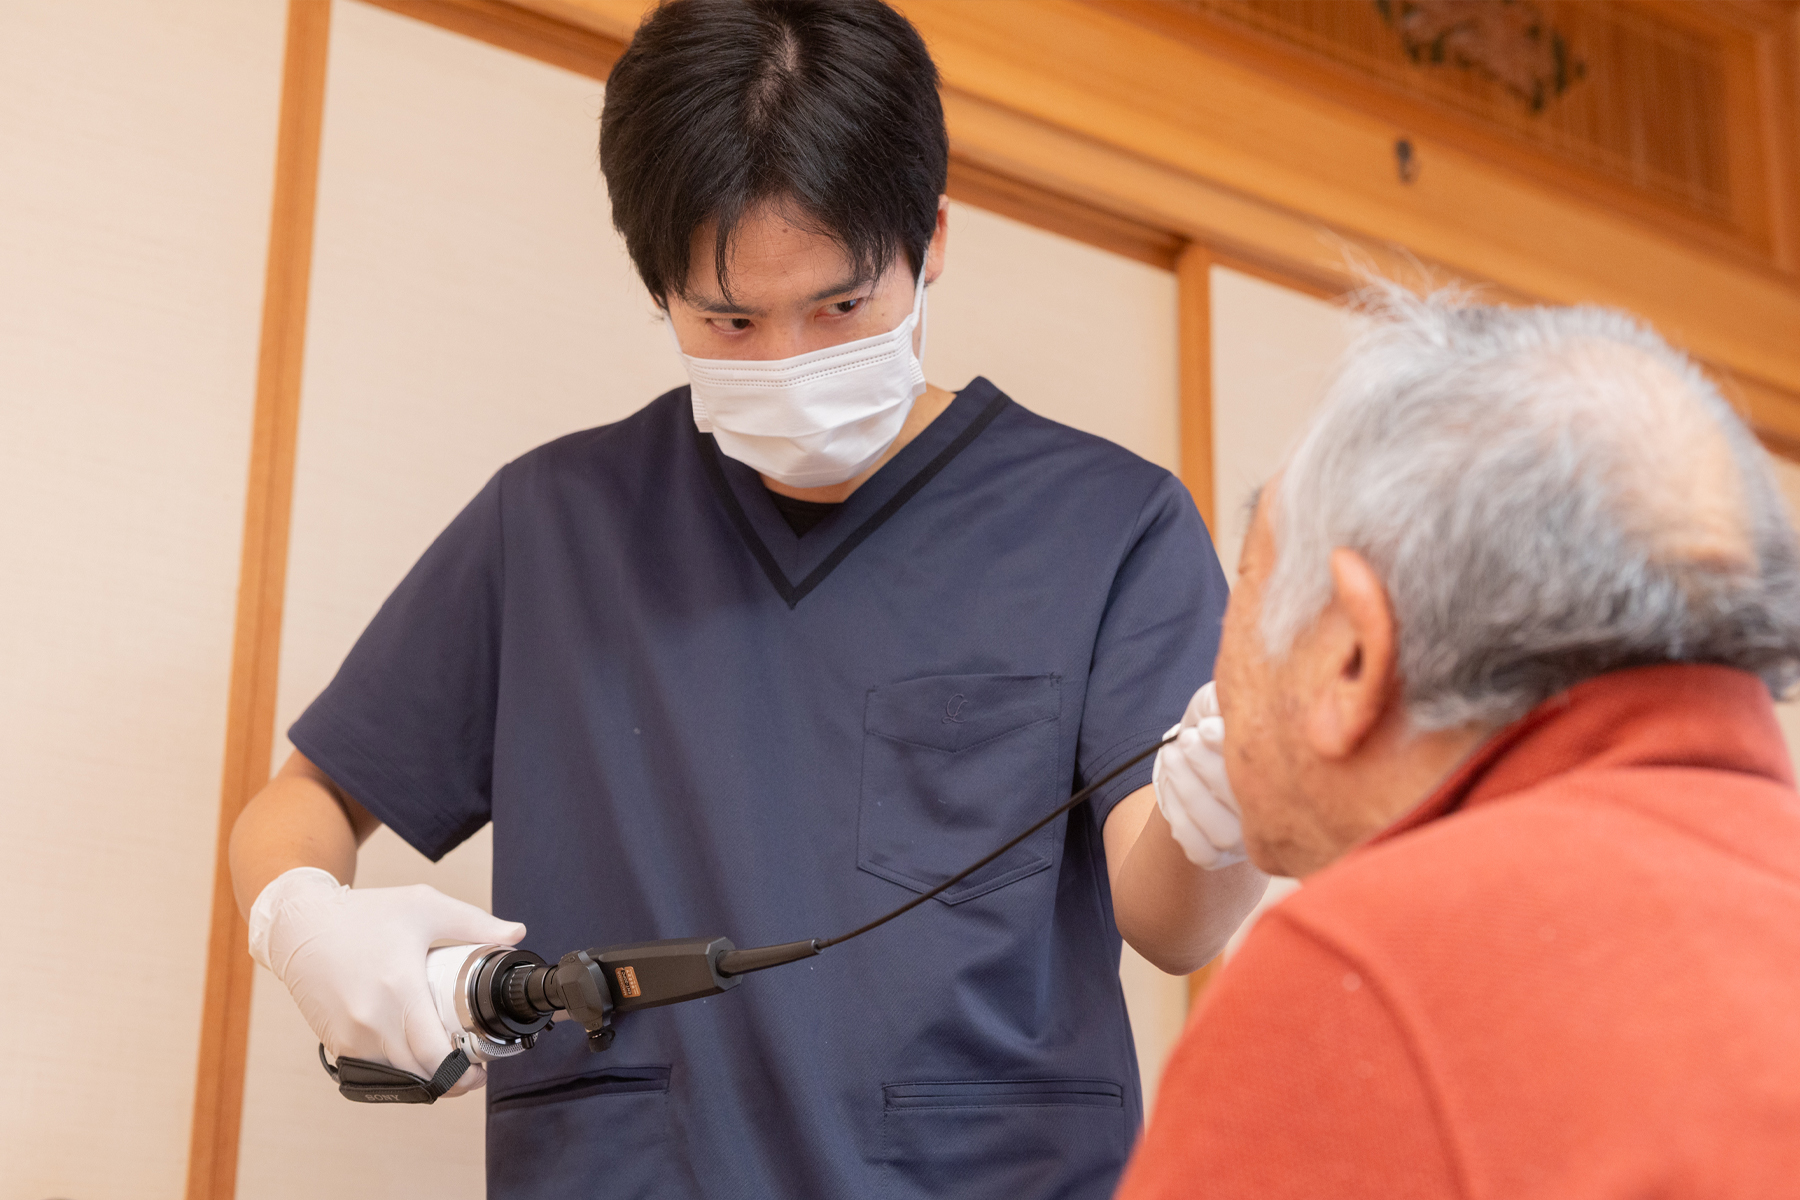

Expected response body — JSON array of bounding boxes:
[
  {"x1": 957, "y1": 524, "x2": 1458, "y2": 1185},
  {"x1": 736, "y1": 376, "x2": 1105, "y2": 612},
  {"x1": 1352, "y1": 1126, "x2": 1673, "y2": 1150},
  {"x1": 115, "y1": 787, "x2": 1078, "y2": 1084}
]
[{"x1": 249, "y1": 866, "x2": 526, "y2": 1097}]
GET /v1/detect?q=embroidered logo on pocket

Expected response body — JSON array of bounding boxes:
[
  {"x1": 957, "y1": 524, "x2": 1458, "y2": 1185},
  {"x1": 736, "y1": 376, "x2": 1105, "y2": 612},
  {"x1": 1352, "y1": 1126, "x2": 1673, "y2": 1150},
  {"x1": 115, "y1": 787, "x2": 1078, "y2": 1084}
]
[{"x1": 861, "y1": 674, "x2": 1062, "y2": 903}]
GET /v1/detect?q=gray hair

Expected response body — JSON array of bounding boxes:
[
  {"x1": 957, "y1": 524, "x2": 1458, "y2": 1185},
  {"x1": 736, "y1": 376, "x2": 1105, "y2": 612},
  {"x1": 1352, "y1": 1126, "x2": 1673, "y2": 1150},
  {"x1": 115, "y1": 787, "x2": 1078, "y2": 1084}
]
[{"x1": 1262, "y1": 286, "x2": 1800, "y2": 731}]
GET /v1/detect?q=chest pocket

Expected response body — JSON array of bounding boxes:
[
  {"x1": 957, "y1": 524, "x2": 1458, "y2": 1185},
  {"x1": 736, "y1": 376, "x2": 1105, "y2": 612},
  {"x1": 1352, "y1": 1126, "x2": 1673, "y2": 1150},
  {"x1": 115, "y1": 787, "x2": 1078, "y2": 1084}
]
[{"x1": 859, "y1": 674, "x2": 1062, "y2": 904}]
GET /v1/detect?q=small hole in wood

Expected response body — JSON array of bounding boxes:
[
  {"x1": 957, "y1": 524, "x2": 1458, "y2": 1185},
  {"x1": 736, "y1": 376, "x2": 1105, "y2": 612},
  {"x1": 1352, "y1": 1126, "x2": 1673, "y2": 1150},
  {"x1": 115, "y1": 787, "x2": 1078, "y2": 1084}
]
[{"x1": 1395, "y1": 137, "x2": 1420, "y2": 184}]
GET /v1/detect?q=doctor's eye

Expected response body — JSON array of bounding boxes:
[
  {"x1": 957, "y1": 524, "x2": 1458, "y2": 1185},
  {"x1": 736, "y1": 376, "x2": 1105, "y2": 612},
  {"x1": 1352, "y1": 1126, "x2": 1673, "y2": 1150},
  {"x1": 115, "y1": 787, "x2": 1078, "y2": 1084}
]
[
  {"x1": 708, "y1": 317, "x2": 753, "y2": 333},
  {"x1": 823, "y1": 297, "x2": 866, "y2": 318}
]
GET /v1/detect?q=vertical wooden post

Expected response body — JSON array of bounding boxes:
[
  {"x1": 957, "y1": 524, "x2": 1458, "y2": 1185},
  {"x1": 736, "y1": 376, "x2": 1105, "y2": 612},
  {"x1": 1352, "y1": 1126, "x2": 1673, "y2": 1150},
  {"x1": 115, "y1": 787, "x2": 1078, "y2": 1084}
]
[
  {"x1": 1176, "y1": 240, "x2": 1225, "y2": 1010},
  {"x1": 1176, "y1": 241, "x2": 1216, "y2": 538},
  {"x1": 185, "y1": 3, "x2": 329, "y2": 1197}
]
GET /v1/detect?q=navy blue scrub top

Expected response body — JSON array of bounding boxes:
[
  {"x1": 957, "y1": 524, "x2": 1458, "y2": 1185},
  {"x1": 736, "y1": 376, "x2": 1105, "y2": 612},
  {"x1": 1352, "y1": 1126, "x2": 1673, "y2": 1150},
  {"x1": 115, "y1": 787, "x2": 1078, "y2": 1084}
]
[{"x1": 291, "y1": 378, "x2": 1230, "y2": 1200}]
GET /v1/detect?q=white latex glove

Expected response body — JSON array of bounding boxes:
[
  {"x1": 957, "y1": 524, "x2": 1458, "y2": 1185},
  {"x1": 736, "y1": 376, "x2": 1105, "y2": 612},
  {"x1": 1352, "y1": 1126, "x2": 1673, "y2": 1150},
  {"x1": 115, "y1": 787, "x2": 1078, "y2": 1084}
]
[
  {"x1": 1152, "y1": 681, "x2": 1248, "y2": 870},
  {"x1": 248, "y1": 867, "x2": 525, "y2": 1096}
]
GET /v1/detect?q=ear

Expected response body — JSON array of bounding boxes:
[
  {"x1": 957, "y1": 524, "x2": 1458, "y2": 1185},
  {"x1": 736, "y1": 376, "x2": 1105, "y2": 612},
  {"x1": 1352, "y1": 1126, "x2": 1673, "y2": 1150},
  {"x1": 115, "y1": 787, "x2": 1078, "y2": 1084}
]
[
  {"x1": 924, "y1": 195, "x2": 949, "y2": 285},
  {"x1": 1299, "y1": 548, "x2": 1399, "y2": 760}
]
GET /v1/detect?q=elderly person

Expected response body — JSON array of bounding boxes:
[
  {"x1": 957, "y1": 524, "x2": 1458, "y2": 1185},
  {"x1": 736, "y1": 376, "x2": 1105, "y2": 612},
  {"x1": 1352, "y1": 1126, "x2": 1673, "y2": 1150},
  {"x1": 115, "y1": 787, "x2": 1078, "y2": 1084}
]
[{"x1": 1121, "y1": 291, "x2": 1800, "y2": 1198}]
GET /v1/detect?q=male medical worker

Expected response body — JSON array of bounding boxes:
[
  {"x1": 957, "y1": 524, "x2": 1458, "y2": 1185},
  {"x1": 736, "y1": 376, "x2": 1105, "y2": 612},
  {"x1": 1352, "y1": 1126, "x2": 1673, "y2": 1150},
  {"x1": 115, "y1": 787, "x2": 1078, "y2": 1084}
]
[
  {"x1": 229, "y1": 1, "x2": 1263, "y2": 1196},
  {"x1": 1125, "y1": 291, "x2": 1800, "y2": 1198}
]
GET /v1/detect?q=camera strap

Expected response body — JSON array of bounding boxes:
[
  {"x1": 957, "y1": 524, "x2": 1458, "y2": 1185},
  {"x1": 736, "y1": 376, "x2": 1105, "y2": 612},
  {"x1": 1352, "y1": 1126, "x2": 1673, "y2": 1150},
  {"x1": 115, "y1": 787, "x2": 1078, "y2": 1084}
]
[{"x1": 319, "y1": 1042, "x2": 470, "y2": 1104}]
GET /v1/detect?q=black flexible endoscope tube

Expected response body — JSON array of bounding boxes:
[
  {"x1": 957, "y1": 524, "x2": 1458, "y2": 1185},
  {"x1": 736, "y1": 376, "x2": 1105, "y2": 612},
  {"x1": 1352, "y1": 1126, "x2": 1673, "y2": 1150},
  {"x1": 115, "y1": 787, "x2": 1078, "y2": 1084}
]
[{"x1": 714, "y1": 733, "x2": 1177, "y2": 977}]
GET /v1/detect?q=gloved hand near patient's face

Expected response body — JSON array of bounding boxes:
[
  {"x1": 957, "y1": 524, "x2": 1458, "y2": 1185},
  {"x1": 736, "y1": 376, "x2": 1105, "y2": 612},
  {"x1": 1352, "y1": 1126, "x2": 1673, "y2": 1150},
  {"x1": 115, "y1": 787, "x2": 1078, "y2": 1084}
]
[
  {"x1": 1153, "y1": 681, "x2": 1248, "y2": 870},
  {"x1": 248, "y1": 867, "x2": 526, "y2": 1096}
]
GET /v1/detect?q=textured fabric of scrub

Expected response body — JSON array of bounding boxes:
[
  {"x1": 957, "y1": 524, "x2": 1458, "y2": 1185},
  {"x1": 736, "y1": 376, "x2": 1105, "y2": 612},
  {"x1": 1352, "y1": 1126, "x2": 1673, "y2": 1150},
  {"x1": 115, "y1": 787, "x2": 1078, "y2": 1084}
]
[{"x1": 290, "y1": 378, "x2": 1230, "y2": 1200}]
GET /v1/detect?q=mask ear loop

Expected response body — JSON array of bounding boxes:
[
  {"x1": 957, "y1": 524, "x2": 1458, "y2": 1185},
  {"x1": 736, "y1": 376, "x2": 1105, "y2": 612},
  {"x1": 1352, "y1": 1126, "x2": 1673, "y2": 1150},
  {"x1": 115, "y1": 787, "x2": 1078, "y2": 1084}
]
[
  {"x1": 665, "y1": 316, "x2": 715, "y2": 432},
  {"x1": 911, "y1": 265, "x2": 929, "y2": 375}
]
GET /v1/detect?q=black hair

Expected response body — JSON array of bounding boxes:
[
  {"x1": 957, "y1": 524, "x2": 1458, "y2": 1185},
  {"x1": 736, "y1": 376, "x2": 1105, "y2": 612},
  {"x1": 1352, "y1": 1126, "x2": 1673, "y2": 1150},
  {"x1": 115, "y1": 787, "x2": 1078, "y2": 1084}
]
[{"x1": 599, "y1": 0, "x2": 948, "y2": 307}]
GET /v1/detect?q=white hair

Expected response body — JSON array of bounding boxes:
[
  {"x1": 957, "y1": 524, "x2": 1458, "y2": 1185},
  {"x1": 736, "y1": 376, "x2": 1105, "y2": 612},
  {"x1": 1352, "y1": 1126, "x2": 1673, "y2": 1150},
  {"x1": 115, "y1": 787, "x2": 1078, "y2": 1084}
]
[{"x1": 1262, "y1": 286, "x2": 1800, "y2": 731}]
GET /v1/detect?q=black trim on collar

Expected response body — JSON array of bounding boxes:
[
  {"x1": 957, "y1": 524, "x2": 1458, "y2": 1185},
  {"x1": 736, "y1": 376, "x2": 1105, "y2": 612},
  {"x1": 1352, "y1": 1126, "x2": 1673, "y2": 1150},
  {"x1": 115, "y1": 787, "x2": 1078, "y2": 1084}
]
[{"x1": 697, "y1": 392, "x2": 1010, "y2": 608}]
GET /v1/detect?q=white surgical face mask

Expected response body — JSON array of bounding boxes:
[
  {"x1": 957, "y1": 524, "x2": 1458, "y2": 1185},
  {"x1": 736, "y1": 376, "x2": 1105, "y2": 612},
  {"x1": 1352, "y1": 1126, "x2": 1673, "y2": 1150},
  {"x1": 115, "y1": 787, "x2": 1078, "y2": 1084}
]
[{"x1": 672, "y1": 270, "x2": 928, "y2": 489}]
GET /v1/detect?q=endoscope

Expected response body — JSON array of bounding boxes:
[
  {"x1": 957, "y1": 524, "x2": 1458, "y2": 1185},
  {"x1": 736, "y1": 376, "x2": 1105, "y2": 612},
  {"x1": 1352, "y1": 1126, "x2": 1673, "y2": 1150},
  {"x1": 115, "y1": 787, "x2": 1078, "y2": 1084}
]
[{"x1": 320, "y1": 735, "x2": 1174, "y2": 1103}]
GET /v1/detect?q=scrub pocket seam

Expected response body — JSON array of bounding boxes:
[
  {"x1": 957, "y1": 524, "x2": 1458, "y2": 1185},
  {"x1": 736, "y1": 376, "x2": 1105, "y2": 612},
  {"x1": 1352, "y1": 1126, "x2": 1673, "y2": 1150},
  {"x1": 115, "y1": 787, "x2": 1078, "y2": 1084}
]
[
  {"x1": 882, "y1": 1078, "x2": 1126, "y2": 1108},
  {"x1": 868, "y1": 712, "x2": 1059, "y2": 756},
  {"x1": 876, "y1": 1078, "x2": 1130, "y2": 1200},
  {"x1": 488, "y1": 1065, "x2": 671, "y2": 1113}
]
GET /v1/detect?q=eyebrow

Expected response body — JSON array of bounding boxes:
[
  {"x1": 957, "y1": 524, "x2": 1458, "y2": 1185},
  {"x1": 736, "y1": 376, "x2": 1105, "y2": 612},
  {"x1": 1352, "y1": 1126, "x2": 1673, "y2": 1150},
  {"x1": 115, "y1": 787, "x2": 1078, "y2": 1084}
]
[{"x1": 688, "y1": 272, "x2": 877, "y2": 317}]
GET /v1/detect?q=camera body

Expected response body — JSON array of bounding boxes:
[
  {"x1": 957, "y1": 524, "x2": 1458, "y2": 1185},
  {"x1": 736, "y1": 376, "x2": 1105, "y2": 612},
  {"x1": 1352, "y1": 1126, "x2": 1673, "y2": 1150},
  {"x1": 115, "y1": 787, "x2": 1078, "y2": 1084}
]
[{"x1": 425, "y1": 936, "x2": 743, "y2": 1061}]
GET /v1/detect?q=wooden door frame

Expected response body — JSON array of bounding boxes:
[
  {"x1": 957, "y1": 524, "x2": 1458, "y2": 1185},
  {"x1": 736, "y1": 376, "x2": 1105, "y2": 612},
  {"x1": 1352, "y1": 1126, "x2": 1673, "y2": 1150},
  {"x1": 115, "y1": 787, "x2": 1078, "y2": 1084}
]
[{"x1": 184, "y1": 3, "x2": 330, "y2": 1196}]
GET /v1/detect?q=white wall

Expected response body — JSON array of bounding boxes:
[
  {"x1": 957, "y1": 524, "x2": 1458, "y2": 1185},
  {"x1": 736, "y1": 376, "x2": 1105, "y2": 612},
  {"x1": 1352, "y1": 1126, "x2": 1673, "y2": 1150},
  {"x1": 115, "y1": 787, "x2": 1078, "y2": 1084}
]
[
  {"x1": 930, "y1": 202, "x2": 1180, "y2": 476},
  {"x1": 0, "y1": 2, "x2": 286, "y2": 1197},
  {"x1": 1210, "y1": 267, "x2": 1361, "y2": 577}
]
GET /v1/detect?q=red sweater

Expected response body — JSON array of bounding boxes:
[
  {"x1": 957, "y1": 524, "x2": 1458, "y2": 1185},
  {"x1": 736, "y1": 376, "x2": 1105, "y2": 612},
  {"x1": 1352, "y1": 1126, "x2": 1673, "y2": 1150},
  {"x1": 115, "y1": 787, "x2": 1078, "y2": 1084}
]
[{"x1": 1117, "y1": 664, "x2": 1800, "y2": 1199}]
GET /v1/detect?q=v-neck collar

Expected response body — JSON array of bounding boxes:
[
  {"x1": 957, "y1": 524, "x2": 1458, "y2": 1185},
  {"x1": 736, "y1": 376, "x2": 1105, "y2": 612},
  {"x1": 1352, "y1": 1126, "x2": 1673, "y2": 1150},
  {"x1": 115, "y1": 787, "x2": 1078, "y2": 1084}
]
[{"x1": 696, "y1": 378, "x2": 1010, "y2": 608}]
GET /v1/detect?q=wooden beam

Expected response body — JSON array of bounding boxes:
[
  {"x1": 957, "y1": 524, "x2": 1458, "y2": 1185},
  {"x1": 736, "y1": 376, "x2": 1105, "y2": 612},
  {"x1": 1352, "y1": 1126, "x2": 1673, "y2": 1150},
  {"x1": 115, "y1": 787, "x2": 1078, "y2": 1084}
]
[
  {"x1": 947, "y1": 157, "x2": 1182, "y2": 272},
  {"x1": 1756, "y1": 2, "x2": 1800, "y2": 273},
  {"x1": 1720, "y1": 366, "x2": 1800, "y2": 464},
  {"x1": 356, "y1": 0, "x2": 626, "y2": 80},
  {"x1": 1176, "y1": 242, "x2": 1216, "y2": 536},
  {"x1": 1176, "y1": 240, "x2": 1222, "y2": 1012},
  {"x1": 505, "y1": 0, "x2": 646, "y2": 44},
  {"x1": 891, "y1": 0, "x2": 1800, "y2": 396},
  {"x1": 1110, "y1": 0, "x2": 1789, "y2": 271},
  {"x1": 184, "y1": 2, "x2": 329, "y2": 1196}
]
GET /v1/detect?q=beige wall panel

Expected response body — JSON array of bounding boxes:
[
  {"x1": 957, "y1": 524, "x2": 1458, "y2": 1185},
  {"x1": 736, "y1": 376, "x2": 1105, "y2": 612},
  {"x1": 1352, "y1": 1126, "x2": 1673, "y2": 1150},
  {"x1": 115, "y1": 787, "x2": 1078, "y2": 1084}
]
[
  {"x1": 930, "y1": 200, "x2": 1188, "y2": 1113},
  {"x1": 1210, "y1": 266, "x2": 1360, "y2": 579},
  {"x1": 235, "y1": 6, "x2": 680, "y2": 1196},
  {"x1": 0, "y1": 2, "x2": 286, "y2": 1196},
  {"x1": 1210, "y1": 266, "x2": 1359, "y2": 958},
  {"x1": 931, "y1": 200, "x2": 1180, "y2": 476}
]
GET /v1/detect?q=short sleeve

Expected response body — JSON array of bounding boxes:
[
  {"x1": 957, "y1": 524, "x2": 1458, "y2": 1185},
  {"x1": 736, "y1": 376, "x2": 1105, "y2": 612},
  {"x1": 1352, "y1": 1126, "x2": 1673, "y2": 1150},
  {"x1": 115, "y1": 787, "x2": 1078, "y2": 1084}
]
[
  {"x1": 288, "y1": 471, "x2": 505, "y2": 861},
  {"x1": 1075, "y1": 474, "x2": 1229, "y2": 824},
  {"x1": 1114, "y1": 912, "x2": 1459, "y2": 1200}
]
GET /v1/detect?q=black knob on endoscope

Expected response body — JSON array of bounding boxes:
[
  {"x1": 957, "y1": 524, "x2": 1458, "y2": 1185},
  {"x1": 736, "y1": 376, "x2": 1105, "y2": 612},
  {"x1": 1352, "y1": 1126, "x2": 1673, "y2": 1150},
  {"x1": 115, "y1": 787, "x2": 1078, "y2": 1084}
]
[
  {"x1": 472, "y1": 948, "x2": 555, "y2": 1040},
  {"x1": 501, "y1": 962, "x2": 539, "y2": 1024}
]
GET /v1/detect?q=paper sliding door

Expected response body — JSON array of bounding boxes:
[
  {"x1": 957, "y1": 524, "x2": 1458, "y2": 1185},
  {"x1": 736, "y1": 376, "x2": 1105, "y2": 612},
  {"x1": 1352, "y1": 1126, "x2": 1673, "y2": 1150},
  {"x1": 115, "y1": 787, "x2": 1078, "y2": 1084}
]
[{"x1": 0, "y1": 2, "x2": 286, "y2": 1195}]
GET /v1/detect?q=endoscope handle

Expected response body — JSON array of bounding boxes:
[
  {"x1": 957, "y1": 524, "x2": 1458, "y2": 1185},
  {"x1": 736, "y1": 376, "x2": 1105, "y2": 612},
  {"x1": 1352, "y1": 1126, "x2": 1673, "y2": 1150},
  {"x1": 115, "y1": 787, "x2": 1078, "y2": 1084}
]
[
  {"x1": 714, "y1": 939, "x2": 820, "y2": 976},
  {"x1": 583, "y1": 936, "x2": 743, "y2": 1015}
]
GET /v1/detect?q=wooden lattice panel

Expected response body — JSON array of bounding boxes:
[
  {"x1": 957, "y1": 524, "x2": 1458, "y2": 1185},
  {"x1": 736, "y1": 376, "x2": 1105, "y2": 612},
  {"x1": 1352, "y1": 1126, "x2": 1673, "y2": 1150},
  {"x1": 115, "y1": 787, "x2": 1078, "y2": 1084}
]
[
  {"x1": 1093, "y1": 0, "x2": 1799, "y2": 265},
  {"x1": 1177, "y1": 1, "x2": 1731, "y2": 217}
]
